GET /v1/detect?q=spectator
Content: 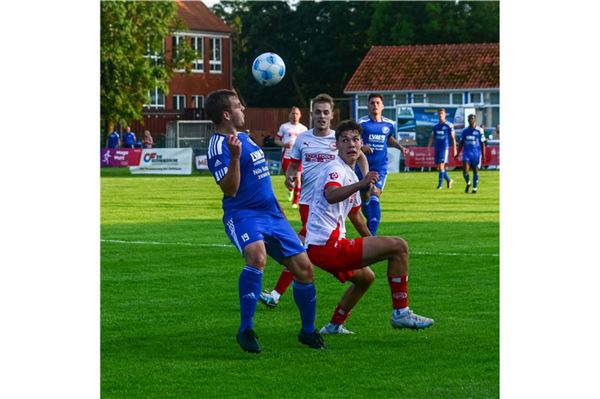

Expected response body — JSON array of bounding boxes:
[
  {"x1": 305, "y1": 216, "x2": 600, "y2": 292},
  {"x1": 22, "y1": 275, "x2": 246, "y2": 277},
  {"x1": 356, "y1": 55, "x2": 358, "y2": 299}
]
[
  {"x1": 492, "y1": 124, "x2": 500, "y2": 140},
  {"x1": 122, "y1": 126, "x2": 136, "y2": 148},
  {"x1": 143, "y1": 130, "x2": 154, "y2": 148}
]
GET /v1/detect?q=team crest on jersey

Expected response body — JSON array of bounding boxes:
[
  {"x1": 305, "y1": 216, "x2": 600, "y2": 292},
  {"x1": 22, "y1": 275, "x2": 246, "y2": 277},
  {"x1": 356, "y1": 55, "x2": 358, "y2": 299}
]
[
  {"x1": 329, "y1": 172, "x2": 339, "y2": 180},
  {"x1": 330, "y1": 142, "x2": 337, "y2": 151},
  {"x1": 382, "y1": 126, "x2": 390, "y2": 134}
]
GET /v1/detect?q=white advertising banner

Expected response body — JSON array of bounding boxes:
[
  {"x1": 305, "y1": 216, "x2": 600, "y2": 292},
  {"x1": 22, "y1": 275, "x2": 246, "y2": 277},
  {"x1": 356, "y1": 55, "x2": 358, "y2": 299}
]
[{"x1": 129, "y1": 148, "x2": 193, "y2": 175}]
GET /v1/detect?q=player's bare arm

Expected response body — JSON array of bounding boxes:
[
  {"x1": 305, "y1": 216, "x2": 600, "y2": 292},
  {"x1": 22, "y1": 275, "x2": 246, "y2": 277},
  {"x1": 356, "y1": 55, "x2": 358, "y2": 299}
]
[
  {"x1": 348, "y1": 210, "x2": 372, "y2": 237},
  {"x1": 451, "y1": 133, "x2": 457, "y2": 157},
  {"x1": 356, "y1": 151, "x2": 370, "y2": 176},
  {"x1": 274, "y1": 135, "x2": 290, "y2": 149},
  {"x1": 387, "y1": 135, "x2": 409, "y2": 155},
  {"x1": 324, "y1": 171, "x2": 379, "y2": 204},
  {"x1": 361, "y1": 144, "x2": 373, "y2": 155},
  {"x1": 218, "y1": 134, "x2": 242, "y2": 197},
  {"x1": 285, "y1": 160, "x2": 300, "y2": 189}
]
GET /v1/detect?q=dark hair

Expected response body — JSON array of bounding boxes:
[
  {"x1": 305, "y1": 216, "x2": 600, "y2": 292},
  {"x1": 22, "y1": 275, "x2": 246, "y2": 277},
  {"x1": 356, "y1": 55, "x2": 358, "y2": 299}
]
[
  {"x1": 205, "y1": 89, "x2": 237, "y2": 125},
  {"x1": 335, "y1": 119, "x2": 362, "y2": 141},
  {"x1": 312, "y1": 93, "x2": 334, "y2": 110},
  {"x1": 437, "y1": 107, "x2": 446, "y2": 112},
  {"x1": 368, "y1": 93, "x2": 384, "y2": 103}
]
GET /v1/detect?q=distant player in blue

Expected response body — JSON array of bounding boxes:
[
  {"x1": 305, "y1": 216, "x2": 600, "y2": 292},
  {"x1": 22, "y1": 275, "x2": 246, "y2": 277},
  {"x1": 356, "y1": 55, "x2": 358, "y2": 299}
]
[
  {"x1": 356, "y1": 93, "x2": 408, "y2": 235},
  {"x1": 204, "y1": 89, "x2": 325, "y2": 353},
  {"x1": 427, "y1": 108, "x2": 457, "y2": 189},
  {"x1": 456, "y1": 114, "x2": 486, "y2": 193},
  {"x1": 122, "y1": 126, "x2": 136, "y2": 148},
  {"x1": 105, "y1": 128, "x2": 120, "y2": 148}
]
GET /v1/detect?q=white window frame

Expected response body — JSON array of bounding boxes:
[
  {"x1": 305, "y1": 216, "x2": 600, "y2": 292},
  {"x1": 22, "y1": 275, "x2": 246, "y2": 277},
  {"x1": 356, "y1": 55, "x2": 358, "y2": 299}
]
[
  {"x1": 209, "y1": 37, "x2": 222, "y2": 73},
  {"x1": 145, "y1": 87, "x2": 165, "y2": 109},
  {"x1": 191, "y1": 36, "x2": 204, "y2": 72},
  {"x1": 173, "y1": 95, "x2": 186, "y2": 110},
  {"x1": 192, "y1": 95, "x2": 204, "y2": 109}
]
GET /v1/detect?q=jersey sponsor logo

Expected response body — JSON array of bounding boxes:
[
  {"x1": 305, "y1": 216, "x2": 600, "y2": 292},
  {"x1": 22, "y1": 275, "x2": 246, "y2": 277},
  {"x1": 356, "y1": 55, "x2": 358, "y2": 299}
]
[
  {"x1": 329, "y1": 172, "x2": 339, "y2": 180},
  {"x1": 250, "y1": 149, "x2": 265, "y2": 163},
  {"x1": 305, "y1": 153, "x2": 336, "y2": 162},
  {"x1": 368, "y1": 133, "x2": 386, "y2": 143}
]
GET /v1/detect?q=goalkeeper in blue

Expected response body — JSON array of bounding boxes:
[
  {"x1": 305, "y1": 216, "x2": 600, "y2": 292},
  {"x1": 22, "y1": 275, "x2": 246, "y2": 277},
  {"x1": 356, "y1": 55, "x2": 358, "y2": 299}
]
[
  {"x1": 428, "y1": 108, "x2": 457, "y2": 189},
  {"x1": 356, "y1": 93, "x2": 409, "y2": 235},
  {"x1": 455, "y1": 114, "x2": 486, "y2": 193},
  {"x1": 205, "y1": 90, "x2": 325, "y2": 353}
]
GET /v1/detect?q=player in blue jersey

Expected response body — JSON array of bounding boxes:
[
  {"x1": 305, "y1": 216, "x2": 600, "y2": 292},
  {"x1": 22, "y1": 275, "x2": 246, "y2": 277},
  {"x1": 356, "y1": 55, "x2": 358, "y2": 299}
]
[
  {"x1": 105, "y1": 128, "x2": 120, "y2": 148},
  {"x1": 427, "y1": 108, "x2": 457, "y2": 189},
  {"x1": 456, "y1": 114, "x2": 486, "y2": 193},
  {"x1": 356, "y1": 93, "x2": 409, "y2": 236},
  {"x1": 204, "y1": 89, "x2": 324, "y2": 353},
  {"x1": 122, "y1": 126, "x2": 136, "y2": 149}
]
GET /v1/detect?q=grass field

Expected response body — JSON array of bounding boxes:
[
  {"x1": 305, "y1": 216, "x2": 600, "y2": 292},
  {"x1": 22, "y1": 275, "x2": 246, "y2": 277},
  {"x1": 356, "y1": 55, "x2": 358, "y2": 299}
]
[{"x1": 101, "y1": 168, "x2": 499, "y2": 398}]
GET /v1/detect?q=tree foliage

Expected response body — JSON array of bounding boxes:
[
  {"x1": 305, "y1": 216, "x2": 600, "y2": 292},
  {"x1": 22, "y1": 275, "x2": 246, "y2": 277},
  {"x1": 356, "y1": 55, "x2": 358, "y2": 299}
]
[
  {"x1": 212, "y1": 0, "x2": 499, "y2": 107},
  {"x1": 100, "y1": 1, "x2": 196, "y2": 133}
]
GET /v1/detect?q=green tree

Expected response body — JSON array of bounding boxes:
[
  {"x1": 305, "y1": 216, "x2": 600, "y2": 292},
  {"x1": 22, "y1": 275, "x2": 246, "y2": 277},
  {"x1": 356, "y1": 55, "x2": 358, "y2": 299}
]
[{"x1": 100, "y1": 1, "x2": 196, "y2": 138}]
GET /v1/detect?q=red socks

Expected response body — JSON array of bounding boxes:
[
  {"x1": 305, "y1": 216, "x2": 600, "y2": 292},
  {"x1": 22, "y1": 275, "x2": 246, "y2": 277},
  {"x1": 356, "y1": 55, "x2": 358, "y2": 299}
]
[
  {"x1": 388, "y1": 274, "x2": 408, "y2": 309},
  {"x1": 274, "y1": 268, "x2": 294, "y2": 295},
  {"x1": 330, "y1": 304, "x2": 351, "y2": 325}
]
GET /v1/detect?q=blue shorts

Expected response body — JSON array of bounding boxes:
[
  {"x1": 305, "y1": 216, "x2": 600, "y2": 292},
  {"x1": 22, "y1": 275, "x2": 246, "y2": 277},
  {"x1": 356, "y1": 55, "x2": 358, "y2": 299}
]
[
  {"x1": 462, "y1": 152, "x2": 481, "y2": 168},
  {"x1": 356, "y1": 168, "x2": 388, "y2": 193},
  {"x1": 223, "y1": 210, "x2": 305, "y2": 264},
  {"x1": 434, "y1": 147, "x2": 449, "y2": 164}
]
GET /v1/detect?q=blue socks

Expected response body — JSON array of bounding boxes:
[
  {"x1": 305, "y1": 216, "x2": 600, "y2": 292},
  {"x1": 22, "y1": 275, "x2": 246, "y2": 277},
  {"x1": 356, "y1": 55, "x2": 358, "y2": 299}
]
[
  {"x1": 367, "y1": 196, "x2": 381, "y2": 236},
  {"x1": 292, "y1": 280, "x2": 317, "y2": 333},
  {"x1": 463, "y1": 173, "x2": 470, "y2": 184},
  {"x1": 473, "y1": 172, "x2": 479, "y2": 189},
  {"x1": 238, "y1": 265, "x2": 262, "y2": 332},
  {"x1": 444, "y1": 170, "x2": 451, "y2": 183},
  {"x1": 438, "y1": 171, "x2": 444, "y2": 187}
]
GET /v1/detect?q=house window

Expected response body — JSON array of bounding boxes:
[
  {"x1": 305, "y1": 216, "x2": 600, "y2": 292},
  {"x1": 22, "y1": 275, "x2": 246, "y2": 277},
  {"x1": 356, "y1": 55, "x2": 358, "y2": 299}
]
[
  {"x1": 490, "y1": 92, "x2": 500, "y2": 105},
  {"x1": 427, "y1": 93, "x2": 450, "y2": 104},
  {"x1": 412, "y1": 93, "x2": 425, "y2": 103},
  {"x1": 146, "y1": 87, "x2": 165, "y2": 109},
  {"x1": 145, "y1": 42, "x2": 163, "y2": 66},
  {"x1": 357, "y1": 94, "x2": 368, "y2": 107},
  {"x1": 470, "y1": 92, "x2": 483, "y2": 104},
  {"x1": 451, "y1": 93, "x2": 463, "y2": 104},
  {"x1": 209, "y1": 37, "x2": 222, "y2": 73},
  {"x1": 395, "y1": 94, "x2": 408, "y2": 104},
  {"x1": 191, "y1": 36, "x2": 204, "y2": 72},
  {"x1": 192, "y1": 95, "x2": 204, "y2": 109},
  {"x1": 173, "y1": 95, "x2": 186, "y2": 110}
]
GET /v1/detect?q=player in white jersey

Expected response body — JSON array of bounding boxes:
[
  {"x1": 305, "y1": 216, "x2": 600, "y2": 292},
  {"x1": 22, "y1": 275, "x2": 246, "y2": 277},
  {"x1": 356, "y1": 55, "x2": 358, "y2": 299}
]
[
  {"x1": 274, "y1": 106, "x2": 307, "y2": 207},
  {"x1": 306, "y1": 119, "x2": 434, "y2": 335},
  {"x1": 259, "y1": 94, "x2": 368, "y2": 308}
]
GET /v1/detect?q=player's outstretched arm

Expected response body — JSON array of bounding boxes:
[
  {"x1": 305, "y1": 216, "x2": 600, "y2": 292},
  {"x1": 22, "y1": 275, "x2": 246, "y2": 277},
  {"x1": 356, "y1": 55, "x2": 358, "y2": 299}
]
[
  {"x1": 324, "y1": 171, "x2": 378, "y2": 204},
  {"x1": 218, "y1": 134, "x2": 242, "y2": 197}
]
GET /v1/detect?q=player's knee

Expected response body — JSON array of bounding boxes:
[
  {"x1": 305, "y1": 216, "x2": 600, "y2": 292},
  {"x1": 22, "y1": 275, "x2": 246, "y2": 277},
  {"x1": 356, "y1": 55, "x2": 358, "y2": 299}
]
[
  {"x1": 294, "y1": 261, "x2": 314, "y2": 283},
  {"x1": 363, "y1": 268, "x2": 375, "y2": 286},
  {"x1": 246, "y1": 252, "x2": 267, "y2": 268},
  {"x1": 392, "y1": 237, "x2": 409, "y2": 256}
]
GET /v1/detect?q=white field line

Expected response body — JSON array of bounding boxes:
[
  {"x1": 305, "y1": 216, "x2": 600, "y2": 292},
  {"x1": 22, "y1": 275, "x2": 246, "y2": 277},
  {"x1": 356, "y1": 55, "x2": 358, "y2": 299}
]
[{"x1": 101, "y1": 239, "x2": 499, "y2": 257}]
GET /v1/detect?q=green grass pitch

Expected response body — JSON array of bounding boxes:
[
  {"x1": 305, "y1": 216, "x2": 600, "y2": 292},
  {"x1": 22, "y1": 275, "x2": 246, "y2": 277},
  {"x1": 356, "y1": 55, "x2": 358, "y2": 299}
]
[{"x1": 101, "y1": 168, "x2": 499, "y2": 398}]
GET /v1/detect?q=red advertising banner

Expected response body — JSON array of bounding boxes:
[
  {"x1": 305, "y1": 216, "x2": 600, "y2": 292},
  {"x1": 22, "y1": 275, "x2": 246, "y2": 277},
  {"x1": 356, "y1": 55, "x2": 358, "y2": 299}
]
[
  {"x1": 404, "y1": 146, "x2": 500, "y2": 168},
  {"x1": 100, "y1": 148, "x2": 142, "y2": 167}
]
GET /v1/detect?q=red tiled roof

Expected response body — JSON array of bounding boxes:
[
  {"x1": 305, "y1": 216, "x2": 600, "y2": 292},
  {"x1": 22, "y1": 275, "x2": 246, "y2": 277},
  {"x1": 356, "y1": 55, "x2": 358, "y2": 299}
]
[
  {"x1": 344, "y1": 43, "x2": 499, "y2": 93},
  {"x1": 176, "y1": 0, "x2": 232, "y2": 33}
]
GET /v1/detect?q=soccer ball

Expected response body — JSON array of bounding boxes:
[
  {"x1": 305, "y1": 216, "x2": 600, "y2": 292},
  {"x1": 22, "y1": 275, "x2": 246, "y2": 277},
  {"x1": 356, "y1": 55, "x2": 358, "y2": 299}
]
[{"x1": 252, "y1": 52, "x2": 286, "y2": 86}]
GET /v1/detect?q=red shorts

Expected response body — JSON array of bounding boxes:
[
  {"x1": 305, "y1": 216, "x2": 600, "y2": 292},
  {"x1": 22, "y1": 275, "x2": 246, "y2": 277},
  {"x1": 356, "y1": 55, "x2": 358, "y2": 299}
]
[
  {"x1": 298, "y1": 204, "x2": 309, "y2": 237},
  {"x1": 282, "y1": 157, "x2": 303, "y2": 174},
  {"x1": 307, "y1": 237, "x2": 364, "y2": 283}
]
